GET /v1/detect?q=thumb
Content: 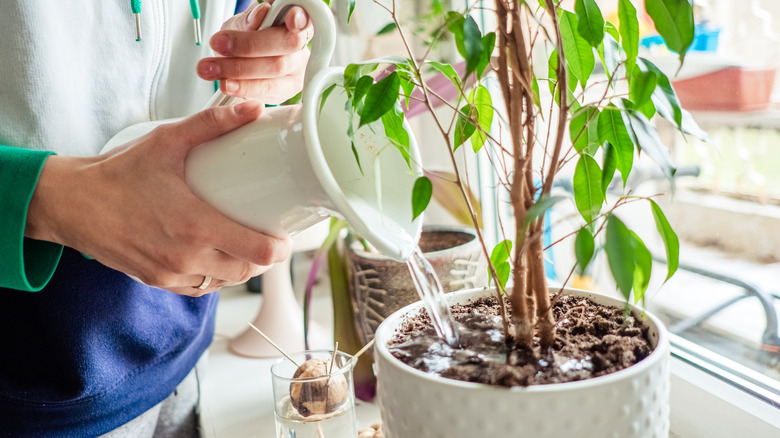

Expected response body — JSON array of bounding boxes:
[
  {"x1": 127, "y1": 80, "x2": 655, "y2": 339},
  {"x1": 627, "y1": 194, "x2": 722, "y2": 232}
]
[{"x1": 174, "y1": 101, "x2": 262, "y2": 152}]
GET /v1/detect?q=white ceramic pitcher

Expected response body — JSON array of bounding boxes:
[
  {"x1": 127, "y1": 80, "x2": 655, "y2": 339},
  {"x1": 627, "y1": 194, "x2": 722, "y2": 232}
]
[{"x1": 103, "y1": 0, "x2": 422, "y2": 261}]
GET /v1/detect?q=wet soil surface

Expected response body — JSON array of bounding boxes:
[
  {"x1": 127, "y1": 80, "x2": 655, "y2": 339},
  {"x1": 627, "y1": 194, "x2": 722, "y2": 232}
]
[{"x1": 387, "y1": 294, "x2": 653, "y2": 387}]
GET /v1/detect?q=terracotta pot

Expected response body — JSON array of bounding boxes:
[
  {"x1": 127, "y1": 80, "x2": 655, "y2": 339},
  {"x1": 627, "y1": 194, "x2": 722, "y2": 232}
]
[
  {"x1": 347, "y1": 226, "x2": 487, "y2": 345},
  {"x1": 374, "y1": 287, "x2": 671, "y2": 438},
  {"x1": 672, "y1": 67, "x2": 776, "y2": 112}
]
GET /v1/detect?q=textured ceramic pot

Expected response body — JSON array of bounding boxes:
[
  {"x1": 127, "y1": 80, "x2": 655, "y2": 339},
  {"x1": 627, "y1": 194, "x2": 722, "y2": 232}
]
[
  {"x1": 348, "y1": 226, "x2": 487, "y2": 344},
  {"x1": 374, "y1": 287, "x2": 671, "y2": 438}
]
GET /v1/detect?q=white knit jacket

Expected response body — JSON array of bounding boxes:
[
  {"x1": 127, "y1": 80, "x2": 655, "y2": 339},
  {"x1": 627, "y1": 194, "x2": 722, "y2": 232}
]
[{"x1": 0, "y1": 0, "x2": 235, "y2": 156}]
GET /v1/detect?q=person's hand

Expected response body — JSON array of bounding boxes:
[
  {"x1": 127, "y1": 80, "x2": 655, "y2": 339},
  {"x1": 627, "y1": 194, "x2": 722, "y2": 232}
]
[
  {"x1": 25, "y1": 101, "x2": 292, "y2": 296},
  {"x1": 197, "y1": 1, "x2": 312, "y2": 104}
]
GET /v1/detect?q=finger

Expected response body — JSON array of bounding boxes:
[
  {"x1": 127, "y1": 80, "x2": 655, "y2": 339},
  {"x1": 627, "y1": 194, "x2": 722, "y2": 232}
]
[
  {"x1": 284, "y1": 6, "x2": 309, "y2": 32},
  {"x1": 208, "y1": 222, "x2": 293, "y2": 267},
  {"x1": 184, "y1": 259, "x2": 277, "y2": 296},
  {"x1": 243, "y1": 2, "x2": 271, "y2": 31},
  {"x1": 177, "y1": 190, "x2": 293, "y2": 267},
  {"x1": 219, "y1": 74, "x2": 306, "y2": 103},
  {"x1": 221, "y1": 2, "x2": 270, "y2": 31},
  {"x1": 198, "y1": 50, "x2": 306, "y2": 81},
  {"x1": 167, "y1": 101, "x2": 262, "y2": 153},
  {"x1": 185, "y1": 252, "x2": 268, "y2": 287},
  {"x1": 210, "y1": 27, "x2": 308, "y2": 58}
]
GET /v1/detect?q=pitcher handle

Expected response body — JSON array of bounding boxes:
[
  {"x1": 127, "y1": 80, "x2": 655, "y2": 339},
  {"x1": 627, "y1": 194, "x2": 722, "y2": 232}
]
[{"x1": 204, "y1": 0, "x2": 336, "y2": 109}]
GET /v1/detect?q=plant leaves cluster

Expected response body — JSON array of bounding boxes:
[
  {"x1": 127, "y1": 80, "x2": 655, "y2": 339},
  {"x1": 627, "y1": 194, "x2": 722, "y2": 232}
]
[{"x1": 321, "y1": 0, "x2": 699, "y2": 312}]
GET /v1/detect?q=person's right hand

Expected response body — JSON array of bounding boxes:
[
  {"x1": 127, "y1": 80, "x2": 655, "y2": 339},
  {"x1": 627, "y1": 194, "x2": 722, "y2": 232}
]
[{"x1": 24, "y1": 101, "x2": 292, "y2": 296}]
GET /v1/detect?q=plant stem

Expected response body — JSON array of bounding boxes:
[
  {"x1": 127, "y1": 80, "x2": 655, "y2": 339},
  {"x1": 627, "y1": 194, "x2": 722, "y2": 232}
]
[{"x1": 386, "y1": 0, "x2": 510, "y2": 337}]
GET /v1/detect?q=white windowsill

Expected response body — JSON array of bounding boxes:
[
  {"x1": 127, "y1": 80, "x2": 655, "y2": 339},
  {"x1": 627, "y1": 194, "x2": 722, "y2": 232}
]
[{"x1": 670, "y1": 353, "x2": 780, "y2": 437}]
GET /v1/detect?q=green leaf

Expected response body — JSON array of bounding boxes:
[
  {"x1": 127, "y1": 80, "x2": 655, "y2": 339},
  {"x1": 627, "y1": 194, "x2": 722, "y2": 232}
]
[
  {"x1": 599, "y1": 33, "x2": 621, "y2": 84},
  {"x1": 454, "y1": 104, "x2": 477, "y2": 150},
  {"x1": 618, "y1": 0, "x2": 639, "y2": 70},
  {"x1": 470, "y1": 85, "x2": 494, "y2": 152},
  {"x1": 350, "y1": 142, "x2": 363, "y2": 175},
  {"x1": 490, "y1": 239, "x2": 513, "y2": 289},
  {"x1": 344, "y1": 63, "x2": 378, "y2": 89},
  {"x1": 352, "y1": 75, "x2": 374, "y2": 110},
  {"x1": 638, "y1": 58, "x2": 709, "y2": 140},
  {"x1": 604, "y1": 21, "x2": 619, "y2": 41},
  {"x1": 398, "y1": 72, "x2": 415, "y2": 110},
  {"x1": 477, "y1": 32, "x2": 496, "y2": 77},
  {"x1": 344, "y1": 96, "x2": 361, "y2": 175},
  {"x1": 462, "y1": 15, "x2": 484, "y2": 76},
  {"x1": 490, "y1": 239, "x2": 513, "y2": 264},
  {"x1": 575, "y1": 227, "x2": 595, "y2": 275},
  {"x1": 601, "y1": 142, "x2": 618, "y2": 194},
  {"x1": 677, "y1": 108, "x2": 709, "y2": 141},
  {"x1": 376, "y1": 22, "x2": 397, "y2": 36},
  {"x1": 570, "y1": 107, "x2": 602, "y2": 155},
  {"x1": 524, "y1": 194, "x2": 567, "y2": 229},
  {"x1": 412, "y1": 176, "x2": 433, "y2": 220},
  {"x1": 630, "y1": 230, "x2": 652, "y2": 303},
  {"x1": 431, "y1": 0, "x2": 444, "y2": 15},
  {"x1": 548, "y1": 49, "x2": 559, "y2": 95},
  {"x1": 446, "y1": 12, "x2": 467, "y2": 59},
  {"x1": 575, "y1": 0, "x2": 605, "y2": 48},
  {"x1": 494, "y1": 262, "x2": 511, "y2": 290},
  {"x1": 636, "y1": 95, "x2": 657, "y2": 120},
  {"x1": 650, "y1": 200, "x2": 679, "y2": 281},
  {"x1": 319, "y1": 83, "x2": 337, "y2": 116},
  {"x1": 381, "y1": 106, "x2": 411, "y2": 168},
  {"x1": 597, "y1": 106, "x2": 634, "y2": 187},
  {"x1": 427, "y1": 61, "x2": 462, "y2": 88},
  {"x1": 359, "y1": 72, "x2": 400, "y2": 127},
  {"x1": 605, "y1": 215, "x2": 635, "y2": 300},
  {"x1": 629, "y1": 64, "x2": 658, "y2": 108},
  {"x1": 625, "y1": 108, "x2": 677, "y2": 183},
  {"x1": 637, "y1": 58, "x2": 681, "y2": 124},
  {"x1": 363, "y1": 56, "x2": 410, "y2": 67},
  {"x1": 573, "y1": 154, "x2": 604, "y2": 223},
  {"x1": 559, "y1": 10, "x2": 596, "y2": 88},
  {"x1": 531, "y1": 75, "x2": 541, "y2": 109},
  {"x1": 644, "y1": 0, "x2": 695, "y2": 65},
  {"x1": 347, "y1": 0, "x2": 356, "y2": 23}
]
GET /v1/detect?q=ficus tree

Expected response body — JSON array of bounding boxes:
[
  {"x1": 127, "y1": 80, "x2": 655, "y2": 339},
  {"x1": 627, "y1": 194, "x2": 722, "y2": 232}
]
[{"x1": 321, "y1": 0, "x2": 703, "y2": 375}]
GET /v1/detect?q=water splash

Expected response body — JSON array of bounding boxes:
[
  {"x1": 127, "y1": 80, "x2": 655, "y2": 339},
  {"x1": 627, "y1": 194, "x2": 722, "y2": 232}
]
[{"x1": 405, "y1": 246, "x2": 460, "y2": 347}]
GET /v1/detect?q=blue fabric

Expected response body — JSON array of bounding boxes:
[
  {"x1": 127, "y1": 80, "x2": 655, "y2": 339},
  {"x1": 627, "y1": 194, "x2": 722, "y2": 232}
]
[
  {"x1": 0, "y1": 247, "x2": 217, "y2": 437},
  {"x1": 235, "y1": 0, "x2": 253, "y2": 13}
]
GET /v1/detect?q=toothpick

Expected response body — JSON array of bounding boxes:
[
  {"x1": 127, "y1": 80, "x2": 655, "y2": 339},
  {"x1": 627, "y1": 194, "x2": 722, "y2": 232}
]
[
  {"x1": 328, "y1": 342, "x2": 339, "y2": 375},
  {"x1": 246, "y1": 322, "x2": 299, "y2": 367},
  {"x1": 349, "y1": 338, "x2": 376, "y2": 365}
]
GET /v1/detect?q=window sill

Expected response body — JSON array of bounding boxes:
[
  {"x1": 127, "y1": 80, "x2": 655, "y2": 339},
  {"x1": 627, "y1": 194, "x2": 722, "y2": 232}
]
[{"x1": 670, "y1": 342, "x2": 780, "y2": 437}]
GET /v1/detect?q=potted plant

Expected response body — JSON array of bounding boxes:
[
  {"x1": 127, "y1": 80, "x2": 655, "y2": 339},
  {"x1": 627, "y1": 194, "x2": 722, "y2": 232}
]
[{"x1": 318, "y1": 0, "x2": 706, "y2": 435}]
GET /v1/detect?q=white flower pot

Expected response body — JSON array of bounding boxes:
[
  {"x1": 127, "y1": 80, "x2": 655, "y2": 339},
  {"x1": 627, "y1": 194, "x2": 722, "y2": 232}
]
[{"x1": 374, "y1": 287, "x2": 670, "y2": 438}]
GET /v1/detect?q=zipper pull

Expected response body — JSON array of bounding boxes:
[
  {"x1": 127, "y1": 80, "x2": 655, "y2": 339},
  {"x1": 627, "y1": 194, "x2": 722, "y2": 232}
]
[
  {"x1": 131, "y1": 0, "x2": 142, "y2": 41},
  {"x1": 190, "y1": 0, "x2": 202, "y2": 45}
]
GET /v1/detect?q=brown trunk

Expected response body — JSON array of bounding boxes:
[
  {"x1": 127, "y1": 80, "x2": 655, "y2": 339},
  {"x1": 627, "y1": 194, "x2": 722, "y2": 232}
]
[
  {"x1": 509, "y1": 171, "x2": 533, "y2": 347},
  {"x1": 496, "y1": 0, "x2": 545, "y2": 349},
  {"x1": 528, "y1": 225, "x2": 556, "y2": 348}
]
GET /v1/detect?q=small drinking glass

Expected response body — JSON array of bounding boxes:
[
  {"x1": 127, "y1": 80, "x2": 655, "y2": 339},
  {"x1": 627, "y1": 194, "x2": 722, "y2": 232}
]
[{"x1": 271, "y1": 350, "x2": 358, "y2": 438}]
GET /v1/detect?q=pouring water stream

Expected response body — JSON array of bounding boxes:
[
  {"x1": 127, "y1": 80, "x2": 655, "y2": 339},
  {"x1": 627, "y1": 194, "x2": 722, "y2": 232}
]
[{"x1": 400, "y1": 232, "x2": 460, "y2": 347}]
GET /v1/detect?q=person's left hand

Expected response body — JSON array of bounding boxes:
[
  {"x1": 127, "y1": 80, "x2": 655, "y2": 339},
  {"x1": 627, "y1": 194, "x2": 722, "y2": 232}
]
[{"x1": 197, "y1": 1, "x2": 312, "y2": 104}]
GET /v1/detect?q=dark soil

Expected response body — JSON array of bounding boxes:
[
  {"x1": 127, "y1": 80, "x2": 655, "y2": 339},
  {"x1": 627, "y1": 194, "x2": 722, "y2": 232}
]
[
  {"x1": 387, "y1": 294, "x2": 653, "y2": 387},
  {"x1": 418, "y1": 229, "x2": 475, "y2": 253}
]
